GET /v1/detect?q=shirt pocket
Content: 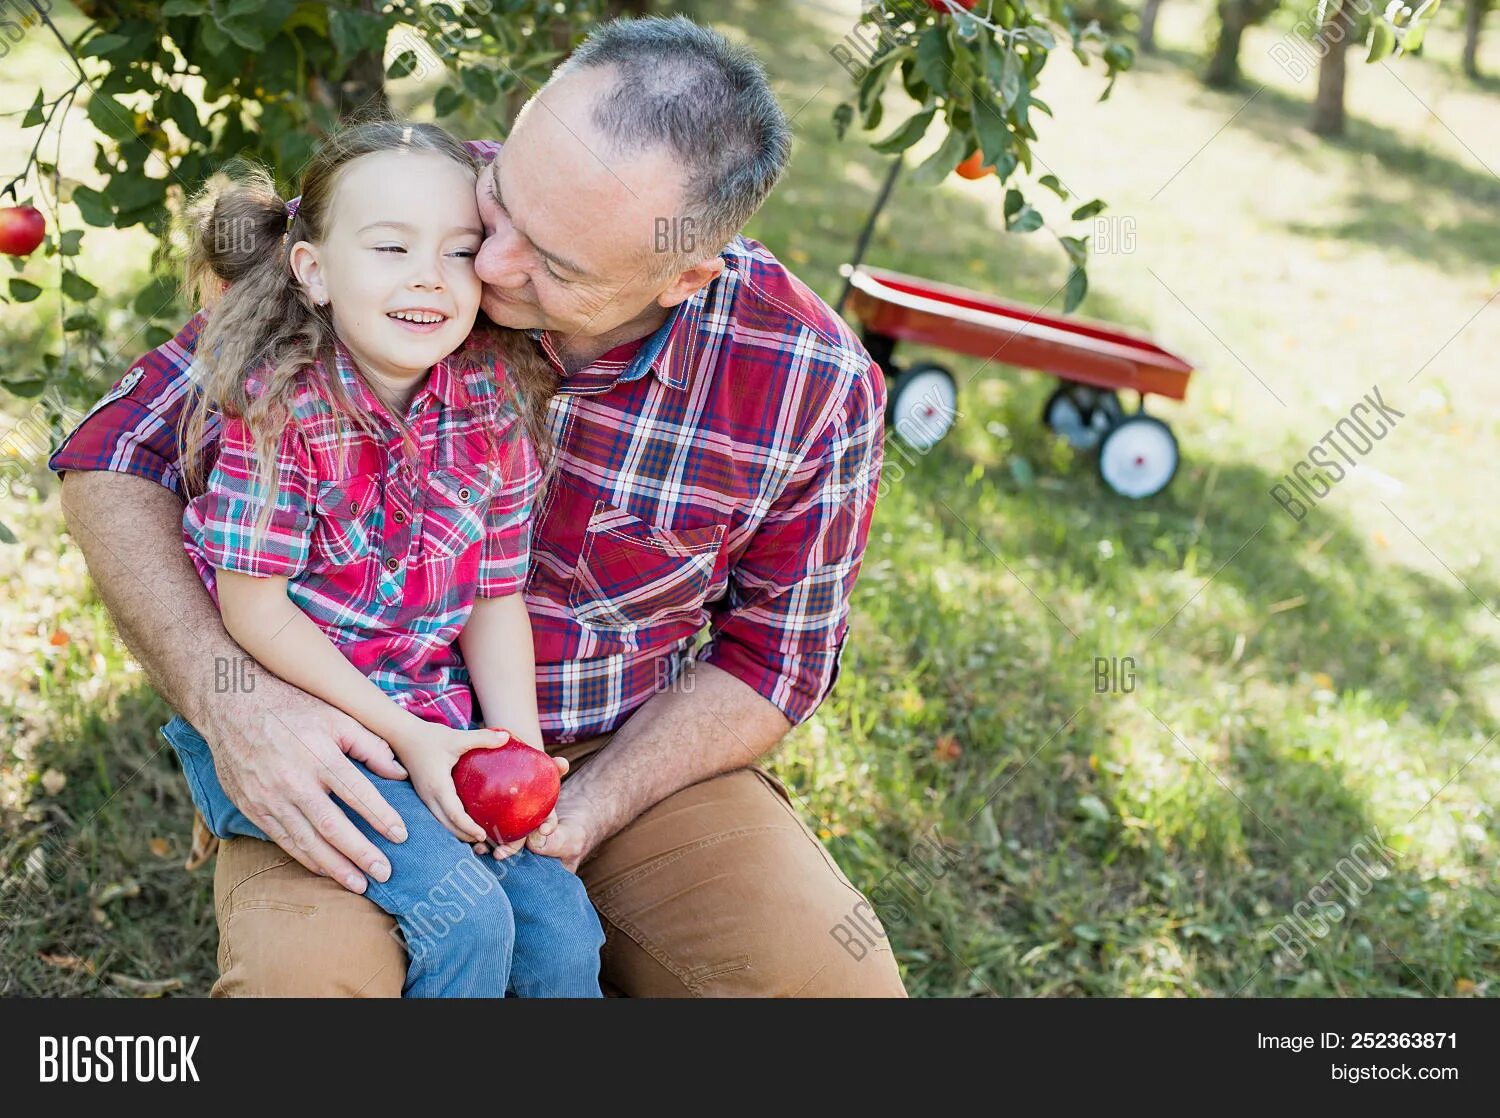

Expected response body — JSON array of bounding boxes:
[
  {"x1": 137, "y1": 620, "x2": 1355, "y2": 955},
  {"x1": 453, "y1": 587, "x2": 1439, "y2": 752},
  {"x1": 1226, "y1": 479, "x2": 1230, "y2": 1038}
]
[
  {"x1": 568, "y1": 502, "x2": 725, "y2": 631},
  {"x1": 312, "y1": 472, "x2": 381, "y2": 566},
  {"x1": 424, "y1": 462, "x2": 501, "y2": 559}
]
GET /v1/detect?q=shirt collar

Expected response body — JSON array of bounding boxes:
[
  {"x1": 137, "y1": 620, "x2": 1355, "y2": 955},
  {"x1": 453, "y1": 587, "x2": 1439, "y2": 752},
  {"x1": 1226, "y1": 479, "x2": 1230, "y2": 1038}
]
[
  {"x1": 533, "y1": 276, "x2": 709, "y2": 395},
  {"x1": 326, "y1": 334, "x2": 470, "y2": 417}
]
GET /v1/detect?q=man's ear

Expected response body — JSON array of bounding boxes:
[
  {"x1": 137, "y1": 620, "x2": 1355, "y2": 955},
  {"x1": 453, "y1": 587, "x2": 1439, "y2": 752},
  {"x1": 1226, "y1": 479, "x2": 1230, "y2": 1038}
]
[
  {"x1": 657, "y1": 255, "x2": 725, "y2": 310},
  {"x1": 287, "y1": 240, "x2": 328, "y2": 306}
]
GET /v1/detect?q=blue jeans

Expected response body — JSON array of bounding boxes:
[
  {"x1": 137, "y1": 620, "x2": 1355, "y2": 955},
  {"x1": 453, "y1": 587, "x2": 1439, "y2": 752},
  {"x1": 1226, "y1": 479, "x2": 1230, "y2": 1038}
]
[{"x1": 161, "y1": 715, "x2": 603, "y2": 998}]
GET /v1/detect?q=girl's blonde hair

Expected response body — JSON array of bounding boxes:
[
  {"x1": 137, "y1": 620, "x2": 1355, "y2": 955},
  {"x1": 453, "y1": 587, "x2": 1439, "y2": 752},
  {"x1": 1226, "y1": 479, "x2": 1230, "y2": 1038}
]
[{"x1": 177, "y1": 118, "x2": 558, "y2": 507}]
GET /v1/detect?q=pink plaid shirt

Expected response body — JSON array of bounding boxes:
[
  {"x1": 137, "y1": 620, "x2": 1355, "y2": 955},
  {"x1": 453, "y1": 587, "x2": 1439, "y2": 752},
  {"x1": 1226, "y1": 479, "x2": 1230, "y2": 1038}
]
[
  {"x1": 52, "y1": 143, "x2": 885, "y2": 741},
  {"x1": 180, "y1": 335, "x2": 540, "y2": 730}
]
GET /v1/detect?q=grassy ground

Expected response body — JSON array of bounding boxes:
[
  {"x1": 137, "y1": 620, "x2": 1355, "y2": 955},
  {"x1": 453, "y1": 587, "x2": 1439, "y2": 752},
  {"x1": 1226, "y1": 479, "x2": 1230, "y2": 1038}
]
[{"x1": 2, "y1": 1, "x2": 1496, "y2": 996}]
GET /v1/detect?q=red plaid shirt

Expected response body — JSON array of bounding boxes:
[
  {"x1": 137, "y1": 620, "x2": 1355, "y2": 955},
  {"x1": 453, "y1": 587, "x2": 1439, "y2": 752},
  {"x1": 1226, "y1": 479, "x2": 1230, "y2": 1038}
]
[
  {"x1": 183, "y1": 336, "x2": 539, "y2": 730},
  {"x1": 52, "y1": 172, "x2": 885, "y2": 741}
]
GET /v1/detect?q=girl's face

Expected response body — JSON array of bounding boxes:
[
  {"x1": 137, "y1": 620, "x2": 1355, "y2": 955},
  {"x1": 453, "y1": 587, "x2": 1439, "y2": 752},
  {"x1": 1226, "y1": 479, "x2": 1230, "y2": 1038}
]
[{"x1": 289, "y1": 149, "x2": 483, "y2": 388}]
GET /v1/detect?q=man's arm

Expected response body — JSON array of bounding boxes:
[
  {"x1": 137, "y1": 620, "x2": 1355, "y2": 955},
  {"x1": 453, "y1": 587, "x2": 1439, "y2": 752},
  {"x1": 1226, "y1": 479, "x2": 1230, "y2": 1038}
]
[
  {"x1": 529, "y1": 355, "x2": 884, "y2": 871},
  {"x1": 529, "y1": 660, "x2": 789, "y2": 871},
  {"x1": 59, "y1": 470, "x2": 409, "y2": 893}
]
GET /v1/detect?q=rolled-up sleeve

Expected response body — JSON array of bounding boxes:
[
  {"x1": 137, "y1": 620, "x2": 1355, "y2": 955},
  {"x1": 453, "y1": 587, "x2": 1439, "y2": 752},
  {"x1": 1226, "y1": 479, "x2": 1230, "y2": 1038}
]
[
  {"x1": 477, "y1": 410, "x2": 541, "y2": 599},
  {"x1": 48, "y1": 312, "x2": 212, "y2": 499},
  {"x1": 189, "y1": 416, "x2": 315, "y2": 578},
  {"x1": 698, "y1": 360, "x2": 885, "y2": 724}
]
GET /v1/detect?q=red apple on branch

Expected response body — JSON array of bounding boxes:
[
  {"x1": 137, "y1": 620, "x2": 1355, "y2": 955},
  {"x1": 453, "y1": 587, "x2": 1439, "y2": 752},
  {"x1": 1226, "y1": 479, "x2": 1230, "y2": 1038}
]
[
  {"x1": 454, "y1": 736, "x2": 560, "y2": 844},
  {"x1": 955, "y1": 150, "x2": 994, "y2": 179},
  {"x1": 924, "y1": 0, "x2": 978, "y2": 11},
  {"x1": 0, "y1": 206, "x2": 45, "y2": 258}
]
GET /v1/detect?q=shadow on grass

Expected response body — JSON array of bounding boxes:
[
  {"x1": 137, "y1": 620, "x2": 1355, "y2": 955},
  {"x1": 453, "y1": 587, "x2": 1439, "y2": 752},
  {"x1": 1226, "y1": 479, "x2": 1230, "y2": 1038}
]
[
  {"x1": 851, "y1": 385, "x2": 1495, "y2": 994},
  {"x1": 1136, "y1": 39, "x2": 1500, "y2": 273},
  {"x1": 1, "y1": 683, "x2": 216, "y2": 996}
]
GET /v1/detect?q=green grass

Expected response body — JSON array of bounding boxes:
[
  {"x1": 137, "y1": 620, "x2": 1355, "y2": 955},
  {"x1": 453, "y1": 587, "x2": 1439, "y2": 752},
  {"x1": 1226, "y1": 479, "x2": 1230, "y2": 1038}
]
[{"x1": 3, "y1": 0, "x2": 1497, "y2": 996}]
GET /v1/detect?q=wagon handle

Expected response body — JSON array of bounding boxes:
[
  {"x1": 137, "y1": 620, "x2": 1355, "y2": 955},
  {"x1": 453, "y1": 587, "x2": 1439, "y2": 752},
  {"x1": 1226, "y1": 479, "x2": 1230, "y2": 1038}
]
[{"x1": 835, "y1": 156, "x2": 904, "y2": 316}]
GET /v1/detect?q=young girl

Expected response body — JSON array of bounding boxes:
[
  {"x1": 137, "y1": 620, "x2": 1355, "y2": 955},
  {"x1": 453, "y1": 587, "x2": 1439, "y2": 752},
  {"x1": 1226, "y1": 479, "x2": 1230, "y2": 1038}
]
[{"x1": 160, "y1": 119, "x2": 601, "y2": 998}]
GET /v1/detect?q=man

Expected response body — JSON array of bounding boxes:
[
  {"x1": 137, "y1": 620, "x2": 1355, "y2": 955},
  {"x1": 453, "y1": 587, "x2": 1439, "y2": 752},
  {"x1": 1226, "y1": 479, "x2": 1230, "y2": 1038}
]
[{"x1": 52, "y1": 15, "x2": 904, "y2": 996}]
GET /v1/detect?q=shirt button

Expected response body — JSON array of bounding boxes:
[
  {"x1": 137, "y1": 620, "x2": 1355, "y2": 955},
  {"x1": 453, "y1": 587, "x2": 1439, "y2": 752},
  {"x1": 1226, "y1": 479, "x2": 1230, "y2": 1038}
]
[
  {"x1": 457, "y1": 487, "x2": 472, "y2": 503},
  {"x1": 393, "y1": 509, "x2": 407, "y2": 524},
  {"x1": 384, "y1": 556, "x2": 400, "y2": 573},
  {"x1": 350, "y1": 501, "x2": 360, "y2": 514}
]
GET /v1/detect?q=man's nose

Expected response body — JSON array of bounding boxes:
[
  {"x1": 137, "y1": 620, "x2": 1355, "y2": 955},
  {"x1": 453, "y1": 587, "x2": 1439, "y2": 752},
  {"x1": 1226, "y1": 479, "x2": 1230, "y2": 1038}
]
[{"x1": 476, "y1": 227, "x2": 530, "y2": 289}]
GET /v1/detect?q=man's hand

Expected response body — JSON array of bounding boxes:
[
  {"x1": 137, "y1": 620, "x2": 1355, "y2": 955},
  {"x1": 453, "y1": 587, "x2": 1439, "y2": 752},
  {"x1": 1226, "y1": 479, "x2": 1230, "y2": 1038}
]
[
  {"x1": 199, "y1": 685, "x2": 413, "y2": 894},
  {"x1": 523, "y1": 776, "x2": 600, "y2": 874}
]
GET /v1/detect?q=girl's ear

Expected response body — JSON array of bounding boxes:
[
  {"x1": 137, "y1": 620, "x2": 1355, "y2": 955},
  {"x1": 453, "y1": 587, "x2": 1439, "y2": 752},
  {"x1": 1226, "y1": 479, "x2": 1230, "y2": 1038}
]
[{"x1": 288, "y1": 240, "x2": 329, "y2": 307}]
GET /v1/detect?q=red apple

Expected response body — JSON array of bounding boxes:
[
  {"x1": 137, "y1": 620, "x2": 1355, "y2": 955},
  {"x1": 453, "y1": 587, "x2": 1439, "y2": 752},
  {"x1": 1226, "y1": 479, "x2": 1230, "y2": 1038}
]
[
  {"x1": 0, "y1": 206, "x2": 45, "y2": 258},
  {"x1": 453, "y1": 737, "x2": 560, "y2": 844},
  {"x1": 925, "y1": 0, "x2": 977, "y2": 11},
  {"x1": 955, "y1": 150, "x2": 994, "y2": 179}
]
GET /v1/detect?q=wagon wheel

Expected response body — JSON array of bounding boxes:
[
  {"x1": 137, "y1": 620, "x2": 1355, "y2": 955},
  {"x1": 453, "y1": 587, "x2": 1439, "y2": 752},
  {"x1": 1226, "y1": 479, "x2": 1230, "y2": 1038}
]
[
  {"x1": 1098, "y1": 415, "x2": 1179, "y2": 499},
  {"x1": 888, "y1": 362, "x2": 958, "y2": 451},
  {"x1": 1042, "y1": 383, "x2": 1125, "y2": 451}
]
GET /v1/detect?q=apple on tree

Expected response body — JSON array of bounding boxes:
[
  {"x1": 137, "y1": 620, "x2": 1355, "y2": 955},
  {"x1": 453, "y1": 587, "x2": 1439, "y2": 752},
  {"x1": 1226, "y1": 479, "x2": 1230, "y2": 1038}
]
[
  {"x1": 955, "y1": 151, "x2": 994, "y2": 180},
  {"x1": 0, "y1": 205, "x2": 45, "y2": 258},
  {"x1": 453, "y1": 736, "x2": 561, "y2": 845}
]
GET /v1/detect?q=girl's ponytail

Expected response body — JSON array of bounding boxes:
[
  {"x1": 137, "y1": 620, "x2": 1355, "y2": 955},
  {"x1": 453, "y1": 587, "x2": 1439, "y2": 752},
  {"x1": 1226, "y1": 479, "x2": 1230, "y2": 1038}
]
[{"x1": 176, "y1": 164, "x2": 337, "y2": 501}]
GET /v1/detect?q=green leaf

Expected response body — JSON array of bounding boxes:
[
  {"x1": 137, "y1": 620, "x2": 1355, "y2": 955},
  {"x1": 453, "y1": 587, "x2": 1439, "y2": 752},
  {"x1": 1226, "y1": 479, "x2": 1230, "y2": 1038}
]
[
  {"x1": 1071, "y1": 198, "x2": 1106, "y2": 221},
  {"x1": 5, "y1": 378, "x2": 47, "y2": 398},
  {"x1": 63, "y1": 312, "x2": 101, "y2": 332},
  {"x1": 134, "y1": 274, "x2": 179, "y2": 317},
  {"x1": 1059, "y1": 235, "x2": 1089, "y2": 267},
  {"x1": 1039, "y1": 173, "x2": 1068, "y2": 200},
  {"x1": 144, "y1": 326, "x2": 174, "y2": 349},
  {"x1": 1401, "y1": 24, "x2": 1426, "y2": 53},
  {"x1": 996, "y1": 44, "x2": 1023, "y2": 110},
  {"x1": 1063, "y1": 265, "x2": 1088, "y2": 313},
  {"x1": 871, "y1": 108, "x2": 936, "y2": 154},
  {"x1": 461, "y1": 66, "x2": 499, "y2": 103},
  {"x1": 434, "y1": 84, "x2": 464, "y2": 119},
  {"x1": 1077, "y1": 794, "x2": 1110, "y2": 824},
  {"x1": 973, "y1": 98, "x2": 1010, "y2": 170},
  {"x1": 1004, "y1": 187, "x2": 1023, "y2": 220},
  {"x1": 81, "y1": 32, "x2": 132, "y2": 57},
  {"x1": 161, "y1": 0, "x2": 209, "y2": 14},
  {"x1": 22, "y1": 89, "x2": 45, "y2": 130},
  {"x1": 61, "y1": 272, "x2": 99, "y2": 302},
  {"x1": 908, "y1": 125, "x2": 973, "y2": 187},
  {"x1": 1020, "y1": 24, "x2": 1056, "y2": 50},
  {"x1": 0, "y1": 521, "x2": 16, "y2": 546},
  {"x1": 59, "y1": 230, "x2": 84, "y2": 257},
  {"x1": 914, "y1": 26, "x2": 951, "y2": 98},
  {"x1": 1367, "y1": 21, "x2": 1395, "y2": 63},
  {"x1": 85, "y1": 94, "x2": 139, "y2": 144},
  {"x1": 1007, "y1": 204, "x2": 1043, "y2": 233},
  {"x1": 329, "y1": 8, "x2": 387, "y2": 61},
  {"x1": 71, "y1": 185, "x2": 115, "y2": 228},
  {"x1": 8, "y1": 279, "x2": 43, "y2": 303}
]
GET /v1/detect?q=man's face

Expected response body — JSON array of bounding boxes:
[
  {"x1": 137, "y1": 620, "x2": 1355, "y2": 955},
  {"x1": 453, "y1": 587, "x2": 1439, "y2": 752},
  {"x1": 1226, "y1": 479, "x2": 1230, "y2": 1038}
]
[{"x1": 473, "y1": 68, "x2": 721, "y2": 347}]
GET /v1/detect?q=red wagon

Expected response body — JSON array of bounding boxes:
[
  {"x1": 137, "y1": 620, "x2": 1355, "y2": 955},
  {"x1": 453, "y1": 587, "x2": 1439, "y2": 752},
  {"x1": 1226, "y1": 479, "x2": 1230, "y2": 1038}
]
[
  {"x1": 831, "y1": 159, "x2": 1197, "y2": 499},
  {"x1": 844, "y1": 265, "x2": 1195, "y2": 499}
]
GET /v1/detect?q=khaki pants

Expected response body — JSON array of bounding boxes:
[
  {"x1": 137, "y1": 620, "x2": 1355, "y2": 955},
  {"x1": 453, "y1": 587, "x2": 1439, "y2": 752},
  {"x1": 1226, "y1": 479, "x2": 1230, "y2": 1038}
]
[{"x1": 209, "y1": 734, "x2": 907, "y2": 997}]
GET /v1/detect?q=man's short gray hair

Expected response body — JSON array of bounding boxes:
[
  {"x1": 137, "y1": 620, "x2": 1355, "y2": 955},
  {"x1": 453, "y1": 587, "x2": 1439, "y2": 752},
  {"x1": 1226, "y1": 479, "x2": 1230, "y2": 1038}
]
[{"x1": 553, "y1": 15, "x2": 792, "y2": 263}]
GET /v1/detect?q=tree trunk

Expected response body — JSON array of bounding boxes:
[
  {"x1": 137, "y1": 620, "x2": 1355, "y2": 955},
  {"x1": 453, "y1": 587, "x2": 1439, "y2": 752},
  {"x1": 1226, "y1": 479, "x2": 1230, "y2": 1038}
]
[
  {"x1": 1311, "y1": 0, "x2": 1355, "y2": 136},
  {"x1": 1205, "y1": 1, "x2": 1248, "y2": 88},
  {"x1": 1139, "y1": 0, "x2": 1165, "y2": 53},
  {"x1": 1463, "y1": 0, "x2": 1486, "y2": 79}
]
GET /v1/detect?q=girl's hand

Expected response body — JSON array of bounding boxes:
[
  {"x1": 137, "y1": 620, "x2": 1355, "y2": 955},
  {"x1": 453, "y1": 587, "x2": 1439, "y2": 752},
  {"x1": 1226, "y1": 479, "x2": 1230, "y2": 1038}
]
[{"x1": 399, "y1": 724, "x2": 511, "y2": 845}]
